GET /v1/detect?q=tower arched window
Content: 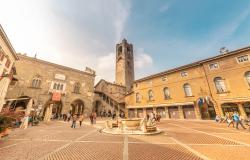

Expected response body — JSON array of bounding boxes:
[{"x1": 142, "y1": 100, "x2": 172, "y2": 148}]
[
  {"x1": 31, "y1": 78, "x2": 41, "y2": 88},
  {"x1": 73, "y1": 82, "x2": 81, "y2": 93},
  {"x1": 163, "y1": 87, "x2": 170, "y2": 99},
  {"x1": 118, "y1": 46, "x2": 122, "y2": 57},
  {"x1": 148, "y1": 90, "x2": 154, "y2": 101},
  {"x1": 183, "y1": 83, "x2": 192, "y2": 97},
  {"x1": 245, "y1": 71, "x2": 250, "y2": 86},
  {"x1": 214, "y1": 77, "x2": 227, "y2": 93}
]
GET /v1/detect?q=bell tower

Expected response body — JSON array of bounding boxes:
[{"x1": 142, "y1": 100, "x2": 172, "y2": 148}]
[{"x1": 115, "y1": 39, "x2": 134, "y2": 92}]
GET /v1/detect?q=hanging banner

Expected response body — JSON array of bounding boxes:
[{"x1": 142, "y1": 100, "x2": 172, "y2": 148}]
[{"x1": 52, "y1": 92, "x2": 61, "y2": 101}]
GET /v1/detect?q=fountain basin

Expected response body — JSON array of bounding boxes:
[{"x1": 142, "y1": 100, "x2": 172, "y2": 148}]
[
  {"x1": 121, "y1": 118, "x2": 141, "y2": 130},
  {"x1": 102, "y1": 118, "x2": 162, "y2": 135}
]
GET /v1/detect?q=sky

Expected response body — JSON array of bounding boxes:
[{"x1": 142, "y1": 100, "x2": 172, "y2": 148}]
[{"x1": 0, "y1": 0, "x2": 250, "y2": 83}]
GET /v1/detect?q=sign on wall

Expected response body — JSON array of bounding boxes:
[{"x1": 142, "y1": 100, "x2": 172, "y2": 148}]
[{"x1": 55, "y1": 74, "x2": 66, "y2": 80}]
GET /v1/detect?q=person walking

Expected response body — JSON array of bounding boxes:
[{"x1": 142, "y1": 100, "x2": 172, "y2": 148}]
[
  {"x1": 67, "y1": 113, "x2": 71, "y2": 122},
  {"x1": 227, "y1": 114, "x2": 234, "y2": 127},
  {"x1": 93, "y1": 112, "x2": 97, "y2": 124},
  {"x1": 71, "y1": 114, "x2": 77, "y2": 128},
  {"x1": 233, "y1": 112, "x2": 246, "y2": 129},
  {"x1": 89, "y1": 113, "x2": 94, "y2": 125},
  {"x1": 79, "y1": 114, "x2": 84, "y2": 127}
]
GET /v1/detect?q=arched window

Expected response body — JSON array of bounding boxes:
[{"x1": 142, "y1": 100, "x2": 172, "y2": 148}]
[
  {"x1": 163, "y1": 87, "x2": 170, "y2": 99},
  {"x1": 183, "y1": 83, "x2": 192, "y2": 97},
  {"x1": 136, "y1": 93, "x2": 140, "y2": 103},
  {"x1": 245, "y1": 71, "x2": 250, "y2": 86},
  {"x1": 73, "y1": 82, "x2": 80, "y2": 93},
  {"x1": 214, "y1": 77, "x2": 227, "y2": 93},
  {"x1": 31, "y1": 78, "x2": 41, "y2": 88},
  {"x1": 148, "y1": 90, "x2": 154, "y2": 101}
]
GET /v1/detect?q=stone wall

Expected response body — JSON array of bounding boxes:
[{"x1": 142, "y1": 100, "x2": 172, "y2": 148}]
[{"x1": 6, "y1": 54, "x2": 95, "y2": 115}]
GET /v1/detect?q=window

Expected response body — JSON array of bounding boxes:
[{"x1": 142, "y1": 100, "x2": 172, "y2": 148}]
[
  {"x1": 136, "y1": 93, "x2": 141, "y2": 103},
  {"x1": 245, "y1": 71, "x2": 250, "y2": 86},
  {"x1": 237, "y1": 55, "x2": 249, "y2": 63},
  {"x1": 214, "y1": 77, "x2": 227, "y2": 93},
  {"x1": 163, "y1": 87, "x2": 170, "y2": 99},
  {"x1": 181, "y1": 71, "x2": 188, "y2": 77},
  {"x1": 0, "y1": 51, "x2": 4, "y2": 61},
  {"x1": 60, "y1": 84, "x2": 64, "y2": 90},
  {"x1": 73, "y1": 82, "x2": 81, "y2": 93},
  {"x1": 183, "y1": 83, "x2": 192, "y2": 97},
  {"x1": 31, "y1": 78, "x2": 41, "y2": 88},
  {"x1": 148, "y1": 90, "x2": 154, "y2": 101},
  {"x1": 209, "y1": 63, "x2": 219, "y2": 70},
  {"x1": 148, "y1": 80, "x2": 152, "y2": 85},
  {"x1": 5, "y1": 58, "x2": 10, "y2": 68},
  {"x1": 52, "y1": 82, "x2": 65, "y2": 91},
  {"x1": 162, "y1": 76, "x2": 167, "y2": 81}
]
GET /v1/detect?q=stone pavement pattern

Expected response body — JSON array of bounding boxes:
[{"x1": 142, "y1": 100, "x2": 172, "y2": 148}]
[{"x1": 0, "y1": 120, "x2": 250, "y2": 160}]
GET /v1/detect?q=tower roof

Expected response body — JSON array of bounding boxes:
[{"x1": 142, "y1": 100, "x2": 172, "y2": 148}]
[{"x1": 122, "y1": 38, "x2": 127, "y2": 44}]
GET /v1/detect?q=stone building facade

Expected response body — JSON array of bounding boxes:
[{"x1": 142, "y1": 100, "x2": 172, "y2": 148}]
[
  {"x1": 125, "y1": 46, "x2": 250, "y2": 119},
  {"x1": 94, "y1": 79, "x2": 126, "y2": 115},
  {"x1": 0, "y1": 25, "x2": 19, "y2": 112},
  {"x1": 6, "y1": 54, "x2": 95, "y2": 117}
]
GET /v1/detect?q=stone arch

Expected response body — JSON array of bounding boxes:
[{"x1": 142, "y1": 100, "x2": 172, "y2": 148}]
[
  {"x1": 43, "y1": 99, "x2": 63, "y2": 119},
  {"x1": 11, "y1": 96, "x2": 31, "y2": 112},
  {"x1": 70, "y1": 99, "x2": 85, "y2": 115}
]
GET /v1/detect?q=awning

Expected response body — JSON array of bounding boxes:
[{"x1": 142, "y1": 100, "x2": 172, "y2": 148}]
[
  {"x1": 220, "y1": 97, "x2": 250, "y2": 104},
  {"x1": 5, "y1": 97, "x2": 31, "y2": 101}
]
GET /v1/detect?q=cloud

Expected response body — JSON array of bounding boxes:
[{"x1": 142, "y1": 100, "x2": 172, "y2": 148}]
[
  {"x1": 135, "y1": 48, "x2": 153, "y2": 69},
  {"x1": 96, "y1": 53, "x2": 116, "y2": 82},
  {"x1": 134, "y1": 48, "x2": 154, "y2": 79},
  {"x1": 0, "y1": 0, "x2": 132, "y2": 83}
]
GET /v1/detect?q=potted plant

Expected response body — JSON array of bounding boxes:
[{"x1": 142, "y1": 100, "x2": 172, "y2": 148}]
[{"x1": 0, "y1": 115, "x2": 13, "y2": 138}]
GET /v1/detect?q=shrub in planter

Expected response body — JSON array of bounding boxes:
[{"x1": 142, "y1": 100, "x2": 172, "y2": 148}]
[{"x1": 0, "y1": 115, "x2": 14, "y2": 135}]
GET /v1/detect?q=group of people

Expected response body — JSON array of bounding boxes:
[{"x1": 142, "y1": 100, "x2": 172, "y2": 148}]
[
  {"x1": 67, "y1": 112, "x2": 98, "y2": 128},
  {"x1": 70, "y1": 114, "x2": 84, "y2": 128},
  {"x1": 215, "y1": 111, "x2": 250, "y2": 130},
  {"x1": 146, "y1": 112, "x2": 161, "y2": 122},
  {"x1": 99, "y1": 110, "x2": 125, "y2": 119}
]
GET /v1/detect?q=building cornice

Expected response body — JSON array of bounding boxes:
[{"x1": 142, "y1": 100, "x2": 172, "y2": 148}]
[
  {"x1": 0, "y1": 24, "x2": 19, "y2": 60},
  {"x1": 18, "y1": 54, "x2": 95, "y2": 77}
]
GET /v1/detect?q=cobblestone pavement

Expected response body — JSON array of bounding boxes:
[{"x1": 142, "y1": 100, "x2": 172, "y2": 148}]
[{"x1": 0, "y1": 119, "x2": 250, "y2": 160}]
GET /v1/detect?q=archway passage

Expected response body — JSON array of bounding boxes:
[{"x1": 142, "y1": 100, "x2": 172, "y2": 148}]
[
  {"x1": 243, "y1": 102, "x2": 250, "y2": 118},
  {"x1": 221, "y1": 103, "x2": 239, "y2": 116},
  {"x1": 71, "y1": 99, "x2": 84, "y2": 115},
  {"x1": 43, "y1": 100, "x2": 63, "y2": 119},
  {"x1": 198, "y1": 97, "x2": 216, "y2": 120}
]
